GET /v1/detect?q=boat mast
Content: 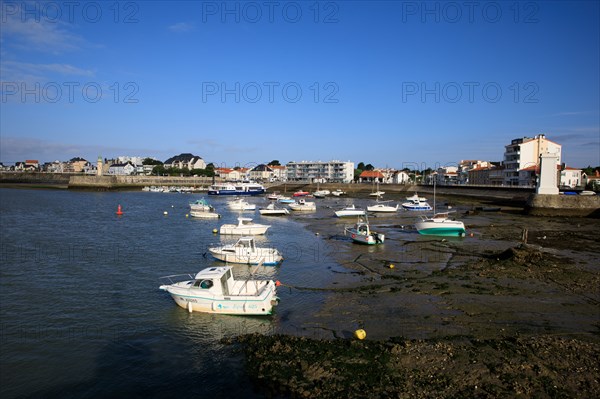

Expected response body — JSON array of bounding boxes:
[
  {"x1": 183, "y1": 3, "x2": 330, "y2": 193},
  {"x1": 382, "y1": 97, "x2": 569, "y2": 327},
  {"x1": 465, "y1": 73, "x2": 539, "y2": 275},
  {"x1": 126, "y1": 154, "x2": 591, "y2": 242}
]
[{"x1": 433, "y1": 176, "x2": 436, "y2": 214}]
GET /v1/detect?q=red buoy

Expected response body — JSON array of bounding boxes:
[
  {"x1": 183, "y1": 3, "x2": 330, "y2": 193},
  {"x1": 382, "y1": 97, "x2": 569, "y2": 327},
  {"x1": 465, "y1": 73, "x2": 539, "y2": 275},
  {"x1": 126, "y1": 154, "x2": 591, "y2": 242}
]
[{"x1": 116, "y1": 204, "x2": 123, "y2": 216}]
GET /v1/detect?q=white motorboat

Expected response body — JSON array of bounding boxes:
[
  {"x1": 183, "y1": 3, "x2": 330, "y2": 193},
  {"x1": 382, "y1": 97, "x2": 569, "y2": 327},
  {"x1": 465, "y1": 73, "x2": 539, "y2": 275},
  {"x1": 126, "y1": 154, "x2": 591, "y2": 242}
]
[
  {"x1": 159, "y1": 266, "x2": 279, "y2": 315},
  {"x1": 190, "y1": 209, "x2": 221, "y2": 219},
  {"x1": 209, "y1": 237, "x2": 283, "y2": 265},
  {"x1": 367, "y1": 200, "x2": 399, "y2": 213},
  {"x1": 227, "y1": 198, "x2": 256, "y2": 211},
  {"x1": 415, "y1": 212, "x2": 466, "y2": 237},
  {"x1": 345, "y1": 215, "x2": 385, "y2": 245},
  {"x1": 331, "y1": 189, "x2": 346, "y2": 196},
  {"x1": 335, "y1": 204, "x2": 366, "y2": 217},
  {"x1": 313, "y1": 190, "x2": 330, "y2": 198},
  {"x1": 401, "y1": 198, "x2": 432, "y2": 211},
  {"x1": 266, "y1": 192, "x2": 281, "y2": 200},
  {"x1": 208, "y1": 181, "x2": 265, "y2": 196},
  {"x1": 219, "y1": 218, "x2": 270, "y2": 235},
  {"x1": 276, "y1": 196, "x2": 295, "y2": 204},
  {"x1": 288, "y1": 199, "x2": 316, "y2": 211},
  {"x1": 189, "y1": 198, "x2": 213, "y2": 211},
  {"x1": 259, "y1": 203, "x2": 290, "y2": 216}
]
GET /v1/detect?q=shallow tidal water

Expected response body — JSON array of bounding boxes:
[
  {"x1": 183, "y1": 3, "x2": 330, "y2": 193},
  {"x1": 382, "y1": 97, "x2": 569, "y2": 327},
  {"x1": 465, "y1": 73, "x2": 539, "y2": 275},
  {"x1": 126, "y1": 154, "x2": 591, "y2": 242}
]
[
  {"x1": 2, "y1": 188, "x2": 599, "y2": 397},
  {"x1": 0, "y1": 188, "x2": 342, "y2": 398}
]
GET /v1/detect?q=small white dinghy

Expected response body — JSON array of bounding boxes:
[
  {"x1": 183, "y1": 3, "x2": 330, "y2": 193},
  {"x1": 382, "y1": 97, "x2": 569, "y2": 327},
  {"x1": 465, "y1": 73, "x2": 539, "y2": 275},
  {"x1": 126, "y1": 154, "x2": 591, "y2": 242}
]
[
  {"x1": 219, "y1": 217, "x2": 271, "y2": 235},
  {"x1": 209, "y1": 236, "x2": 283, "y2": 265},
  {"x1": 190, "y1": 209, "x2": 221, "y2": 219},
  {"x1": 335, "y1": 204, "x2": 366, "y2": 217},
  {"x1": 259, "y1": 203, "x2": 290, "y2": 216},
  {"x1": 159, "y1": 266, "x2": 279, "y2": 315},
  {"x1": 288, "y1": 199, "x2": 316, "y2": 211},
  {"x1": 227, "y1": 198, "x2": 256, "y2": 211}
]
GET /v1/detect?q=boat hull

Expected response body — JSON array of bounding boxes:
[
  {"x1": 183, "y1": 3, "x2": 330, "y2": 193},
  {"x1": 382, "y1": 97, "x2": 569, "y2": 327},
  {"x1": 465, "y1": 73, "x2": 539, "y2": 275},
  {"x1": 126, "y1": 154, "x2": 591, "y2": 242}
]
[
  {"x1": 219, "y1": 225, "x2": 270, "y2": 235},
  {"x1": 209, "y1": 248, "x2": 283, "y2": 265},
  {"x1": 259, "y1": 210, "x2": 289, "y2": 216},
  {"x1": 348, "y1": 231, "x2": 385, "y2": 245},
  {"x1": 402, "y1": 204, "x2": 432, "y2": 211},
  {"x1": 335, "y1": 210, "x2": 366, "y2": 217},
  {"x1": 208, "y1": 189, "x2": 265, "y2": 196},
  {"x1": 190, "y1": 210, "x2": 221, "y2": 219},
  {"x1": 163, "y1": 284, "x2": 277, "y2": 315},
  {"x1": 415, "y1": 221, "x2": 465, "y2": 237},
  {"x1": 367, "y1": 205, "x2": 398, "y2": 212}
]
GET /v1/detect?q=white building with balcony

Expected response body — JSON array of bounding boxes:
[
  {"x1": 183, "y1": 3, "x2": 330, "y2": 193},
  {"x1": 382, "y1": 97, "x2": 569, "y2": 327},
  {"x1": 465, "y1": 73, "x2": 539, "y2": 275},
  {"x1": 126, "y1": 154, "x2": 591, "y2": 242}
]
[
  {"x1": 503, "y1": 134, "x2": 561, "y2": 186},
  {"x1": 286, "y1": 160, "x2": 355, "y2": 183}
]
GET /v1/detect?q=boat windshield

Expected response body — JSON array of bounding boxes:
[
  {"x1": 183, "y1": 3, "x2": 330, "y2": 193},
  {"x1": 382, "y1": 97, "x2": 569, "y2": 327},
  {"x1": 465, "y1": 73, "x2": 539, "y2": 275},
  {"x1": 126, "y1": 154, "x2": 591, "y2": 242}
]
[{"x1": 193, "y1": 279, "x2": 213, "y2": 289}]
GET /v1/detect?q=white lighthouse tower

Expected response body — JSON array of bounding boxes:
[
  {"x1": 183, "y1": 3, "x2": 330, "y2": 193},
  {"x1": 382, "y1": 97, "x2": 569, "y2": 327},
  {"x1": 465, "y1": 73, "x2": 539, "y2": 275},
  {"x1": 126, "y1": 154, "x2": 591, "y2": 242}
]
[{"x1": 97, "y1": 155, "x2": 103, "y2": 177}]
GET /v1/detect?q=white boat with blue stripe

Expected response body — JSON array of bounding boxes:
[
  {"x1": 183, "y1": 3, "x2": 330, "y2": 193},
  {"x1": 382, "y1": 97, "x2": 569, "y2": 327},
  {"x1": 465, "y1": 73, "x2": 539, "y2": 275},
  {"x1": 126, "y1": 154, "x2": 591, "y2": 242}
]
[
  {"x1": 208, "y1": 181, "x2": 265, "y2": 196},
  {"x1": 159, "y1": 266, "x2": 279, "y2": 315}
]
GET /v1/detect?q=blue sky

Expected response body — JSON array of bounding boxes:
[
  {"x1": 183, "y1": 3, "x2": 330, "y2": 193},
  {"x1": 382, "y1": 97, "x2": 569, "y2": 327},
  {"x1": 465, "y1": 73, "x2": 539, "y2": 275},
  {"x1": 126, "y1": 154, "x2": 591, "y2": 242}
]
[{"x1": 1, "y1": 1, "x2": 599, "y2": 169}]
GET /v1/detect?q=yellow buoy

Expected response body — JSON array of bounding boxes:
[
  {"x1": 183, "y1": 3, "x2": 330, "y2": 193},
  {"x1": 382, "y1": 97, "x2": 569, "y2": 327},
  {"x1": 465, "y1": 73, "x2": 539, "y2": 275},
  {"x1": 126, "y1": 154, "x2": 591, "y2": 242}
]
[
  {"x1": 354, "y1": 329, "x2": 366, "y2": 340},
  {"x1": 163, "y1": 211, "x2": 168, "y2": 215},
  {"x1": 212, "y1": 228, "x2": 218, "y2": 234},
  {"x1": 186, "y1": 214, "x2": 189, "y2": 218},
  {"x1": 389, "y1": 264, "x2": 395, "y2": 269}
]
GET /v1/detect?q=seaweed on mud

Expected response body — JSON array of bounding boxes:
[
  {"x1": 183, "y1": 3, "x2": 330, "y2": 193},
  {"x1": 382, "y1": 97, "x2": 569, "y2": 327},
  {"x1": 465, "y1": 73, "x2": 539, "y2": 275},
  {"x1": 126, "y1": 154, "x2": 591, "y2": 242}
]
[{"x1": 227, "y1": 333, "x2": 600, "y2": 399}]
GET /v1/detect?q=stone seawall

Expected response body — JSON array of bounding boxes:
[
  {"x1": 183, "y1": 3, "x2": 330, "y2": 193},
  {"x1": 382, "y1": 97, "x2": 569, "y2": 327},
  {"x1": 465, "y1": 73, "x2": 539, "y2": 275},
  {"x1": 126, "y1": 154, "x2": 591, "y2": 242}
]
[
  {"x1": 526, "y1": 194, "x2": 600, "y2": 217},
  {"x1": 0, "y1": 172, "x2": 71, "y2": 185},
  {"x1": 68, "y1": 175, "x2": 218, "y2": 190}
]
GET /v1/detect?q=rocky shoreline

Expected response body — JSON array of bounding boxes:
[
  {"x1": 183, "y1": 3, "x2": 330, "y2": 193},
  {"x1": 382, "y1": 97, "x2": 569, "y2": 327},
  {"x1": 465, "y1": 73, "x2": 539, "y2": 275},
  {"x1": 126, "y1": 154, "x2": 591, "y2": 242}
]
[{"x1": 229, "y1": 193, "x2": 600, "y2": 397}]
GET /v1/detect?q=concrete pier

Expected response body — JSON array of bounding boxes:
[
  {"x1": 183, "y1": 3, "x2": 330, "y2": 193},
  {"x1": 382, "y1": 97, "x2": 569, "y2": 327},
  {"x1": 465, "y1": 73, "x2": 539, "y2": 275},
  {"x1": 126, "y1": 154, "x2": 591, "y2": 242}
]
[{"x1": 526, "y1": 194, "x2": 600, "y2": 217}]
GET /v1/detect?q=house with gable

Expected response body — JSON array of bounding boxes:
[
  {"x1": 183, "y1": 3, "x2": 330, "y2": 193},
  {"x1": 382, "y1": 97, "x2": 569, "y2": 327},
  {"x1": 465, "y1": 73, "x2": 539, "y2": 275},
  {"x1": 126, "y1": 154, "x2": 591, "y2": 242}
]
[
  {"x1": 108, "y1": 161, "x2": 136, "y2": 175},
  {"x1": 164, "y1": 153, "x2": 206, "y2": 170}
]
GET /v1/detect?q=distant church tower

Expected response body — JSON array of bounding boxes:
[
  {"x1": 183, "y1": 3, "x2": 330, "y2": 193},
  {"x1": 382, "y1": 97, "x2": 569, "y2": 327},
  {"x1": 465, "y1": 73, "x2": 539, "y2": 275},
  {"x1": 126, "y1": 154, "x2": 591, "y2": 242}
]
[{"x1": 97, "y1": 155, "x2": 103, "y2": 176}]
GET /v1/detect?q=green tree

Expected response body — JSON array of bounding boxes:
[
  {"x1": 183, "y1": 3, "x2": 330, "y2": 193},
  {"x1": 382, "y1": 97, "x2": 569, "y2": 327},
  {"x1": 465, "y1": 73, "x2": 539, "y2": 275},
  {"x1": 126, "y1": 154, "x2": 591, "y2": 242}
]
[
  {"x1": 357, "y1": 162, "x2": 365, "y2": 170},
  {"x1": 268, "y1": 160, "x2": 281, "y2": 166},
  {"x1": 143, "y1": 157, "x2": 162, "y2": 165},
  {"x1": 152, "y1": 165, "x2": 166, "y2": 175},
  {"x1": 364, "y1": 163, "x2": 374, "y2": 171},
  {"x1": 354, "y1": 169, "x2": 363, "y2": 181}
]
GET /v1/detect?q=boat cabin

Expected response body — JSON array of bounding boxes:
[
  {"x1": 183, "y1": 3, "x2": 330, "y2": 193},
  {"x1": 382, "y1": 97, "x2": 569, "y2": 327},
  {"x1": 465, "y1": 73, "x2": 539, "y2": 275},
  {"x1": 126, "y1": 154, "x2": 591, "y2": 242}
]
[
  {"x1": 225, "y1": 237, "x2": 257, "y2": 252},
  {"x1": 192, "y1": 266, "x2": 234, "y2": 296}
]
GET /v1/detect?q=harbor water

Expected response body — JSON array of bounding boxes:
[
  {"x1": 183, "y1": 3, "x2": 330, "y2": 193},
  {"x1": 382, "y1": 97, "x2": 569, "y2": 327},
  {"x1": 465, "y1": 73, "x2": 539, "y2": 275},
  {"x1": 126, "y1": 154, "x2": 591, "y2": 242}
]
[{"x1": 0, "y1": 189, "x2": 341, "y2": 398}]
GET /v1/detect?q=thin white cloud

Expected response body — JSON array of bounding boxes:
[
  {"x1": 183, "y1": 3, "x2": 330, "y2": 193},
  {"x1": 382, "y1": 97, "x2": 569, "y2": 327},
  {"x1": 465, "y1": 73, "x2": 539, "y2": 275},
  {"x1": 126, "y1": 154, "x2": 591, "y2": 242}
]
[
  {"x1": 168, "y1": 22, "x2": 194, "y2": 33},
  {"x1": 550, "y1": 111, "x2": 596, "y2": 117},
  {"x1": 0, "y1": 7, "x2": 86, "y2": 54},
  {"x1": 1, "y1": 60, "x2": 95, "y2": 82}
]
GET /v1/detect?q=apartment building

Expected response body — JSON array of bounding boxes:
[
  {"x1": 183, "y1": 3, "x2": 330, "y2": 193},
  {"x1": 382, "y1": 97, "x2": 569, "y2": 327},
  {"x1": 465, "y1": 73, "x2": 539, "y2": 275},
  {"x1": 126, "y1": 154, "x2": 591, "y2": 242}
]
[
  {"x1": 503, "y1": 134, "x2": 561, "y2": 186},
  {"x1": 286, "y1": 160, "x2": 355, "y2": 183}
]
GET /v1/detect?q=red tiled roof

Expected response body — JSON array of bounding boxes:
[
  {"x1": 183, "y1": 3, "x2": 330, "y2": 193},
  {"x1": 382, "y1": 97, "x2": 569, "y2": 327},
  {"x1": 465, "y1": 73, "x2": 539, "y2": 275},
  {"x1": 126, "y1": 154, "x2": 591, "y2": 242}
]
[
  {"x1": 359, "y1": 170, "x2": 384, "y2": 178},
  {"x1": 25, "y1": 160, "x2": 39, "y2": 164}
]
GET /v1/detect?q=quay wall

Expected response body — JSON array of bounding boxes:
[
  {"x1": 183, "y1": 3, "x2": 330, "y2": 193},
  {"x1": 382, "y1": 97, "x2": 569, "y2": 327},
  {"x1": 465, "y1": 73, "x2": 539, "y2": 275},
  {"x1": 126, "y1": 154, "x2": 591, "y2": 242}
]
[
  {"x1": 526, "y1": 194, "x2": 600, "y2": 217},
  {"x1": 68, "y1": 175, "x2": 218, "y2": 190},
  {"x1": 272, "y1": 183, "x2": 534, "y2": 203},
  {"x1": 0, "y1": 172, "x2": 70, "y2": 186}
]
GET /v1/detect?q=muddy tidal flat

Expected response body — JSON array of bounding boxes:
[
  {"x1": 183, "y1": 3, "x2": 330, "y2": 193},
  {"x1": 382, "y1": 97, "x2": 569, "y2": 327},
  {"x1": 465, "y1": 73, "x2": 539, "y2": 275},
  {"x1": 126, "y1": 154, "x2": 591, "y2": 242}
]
[{"x1": 230, "y1": 194, "x2": 600, "y2": 398}]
